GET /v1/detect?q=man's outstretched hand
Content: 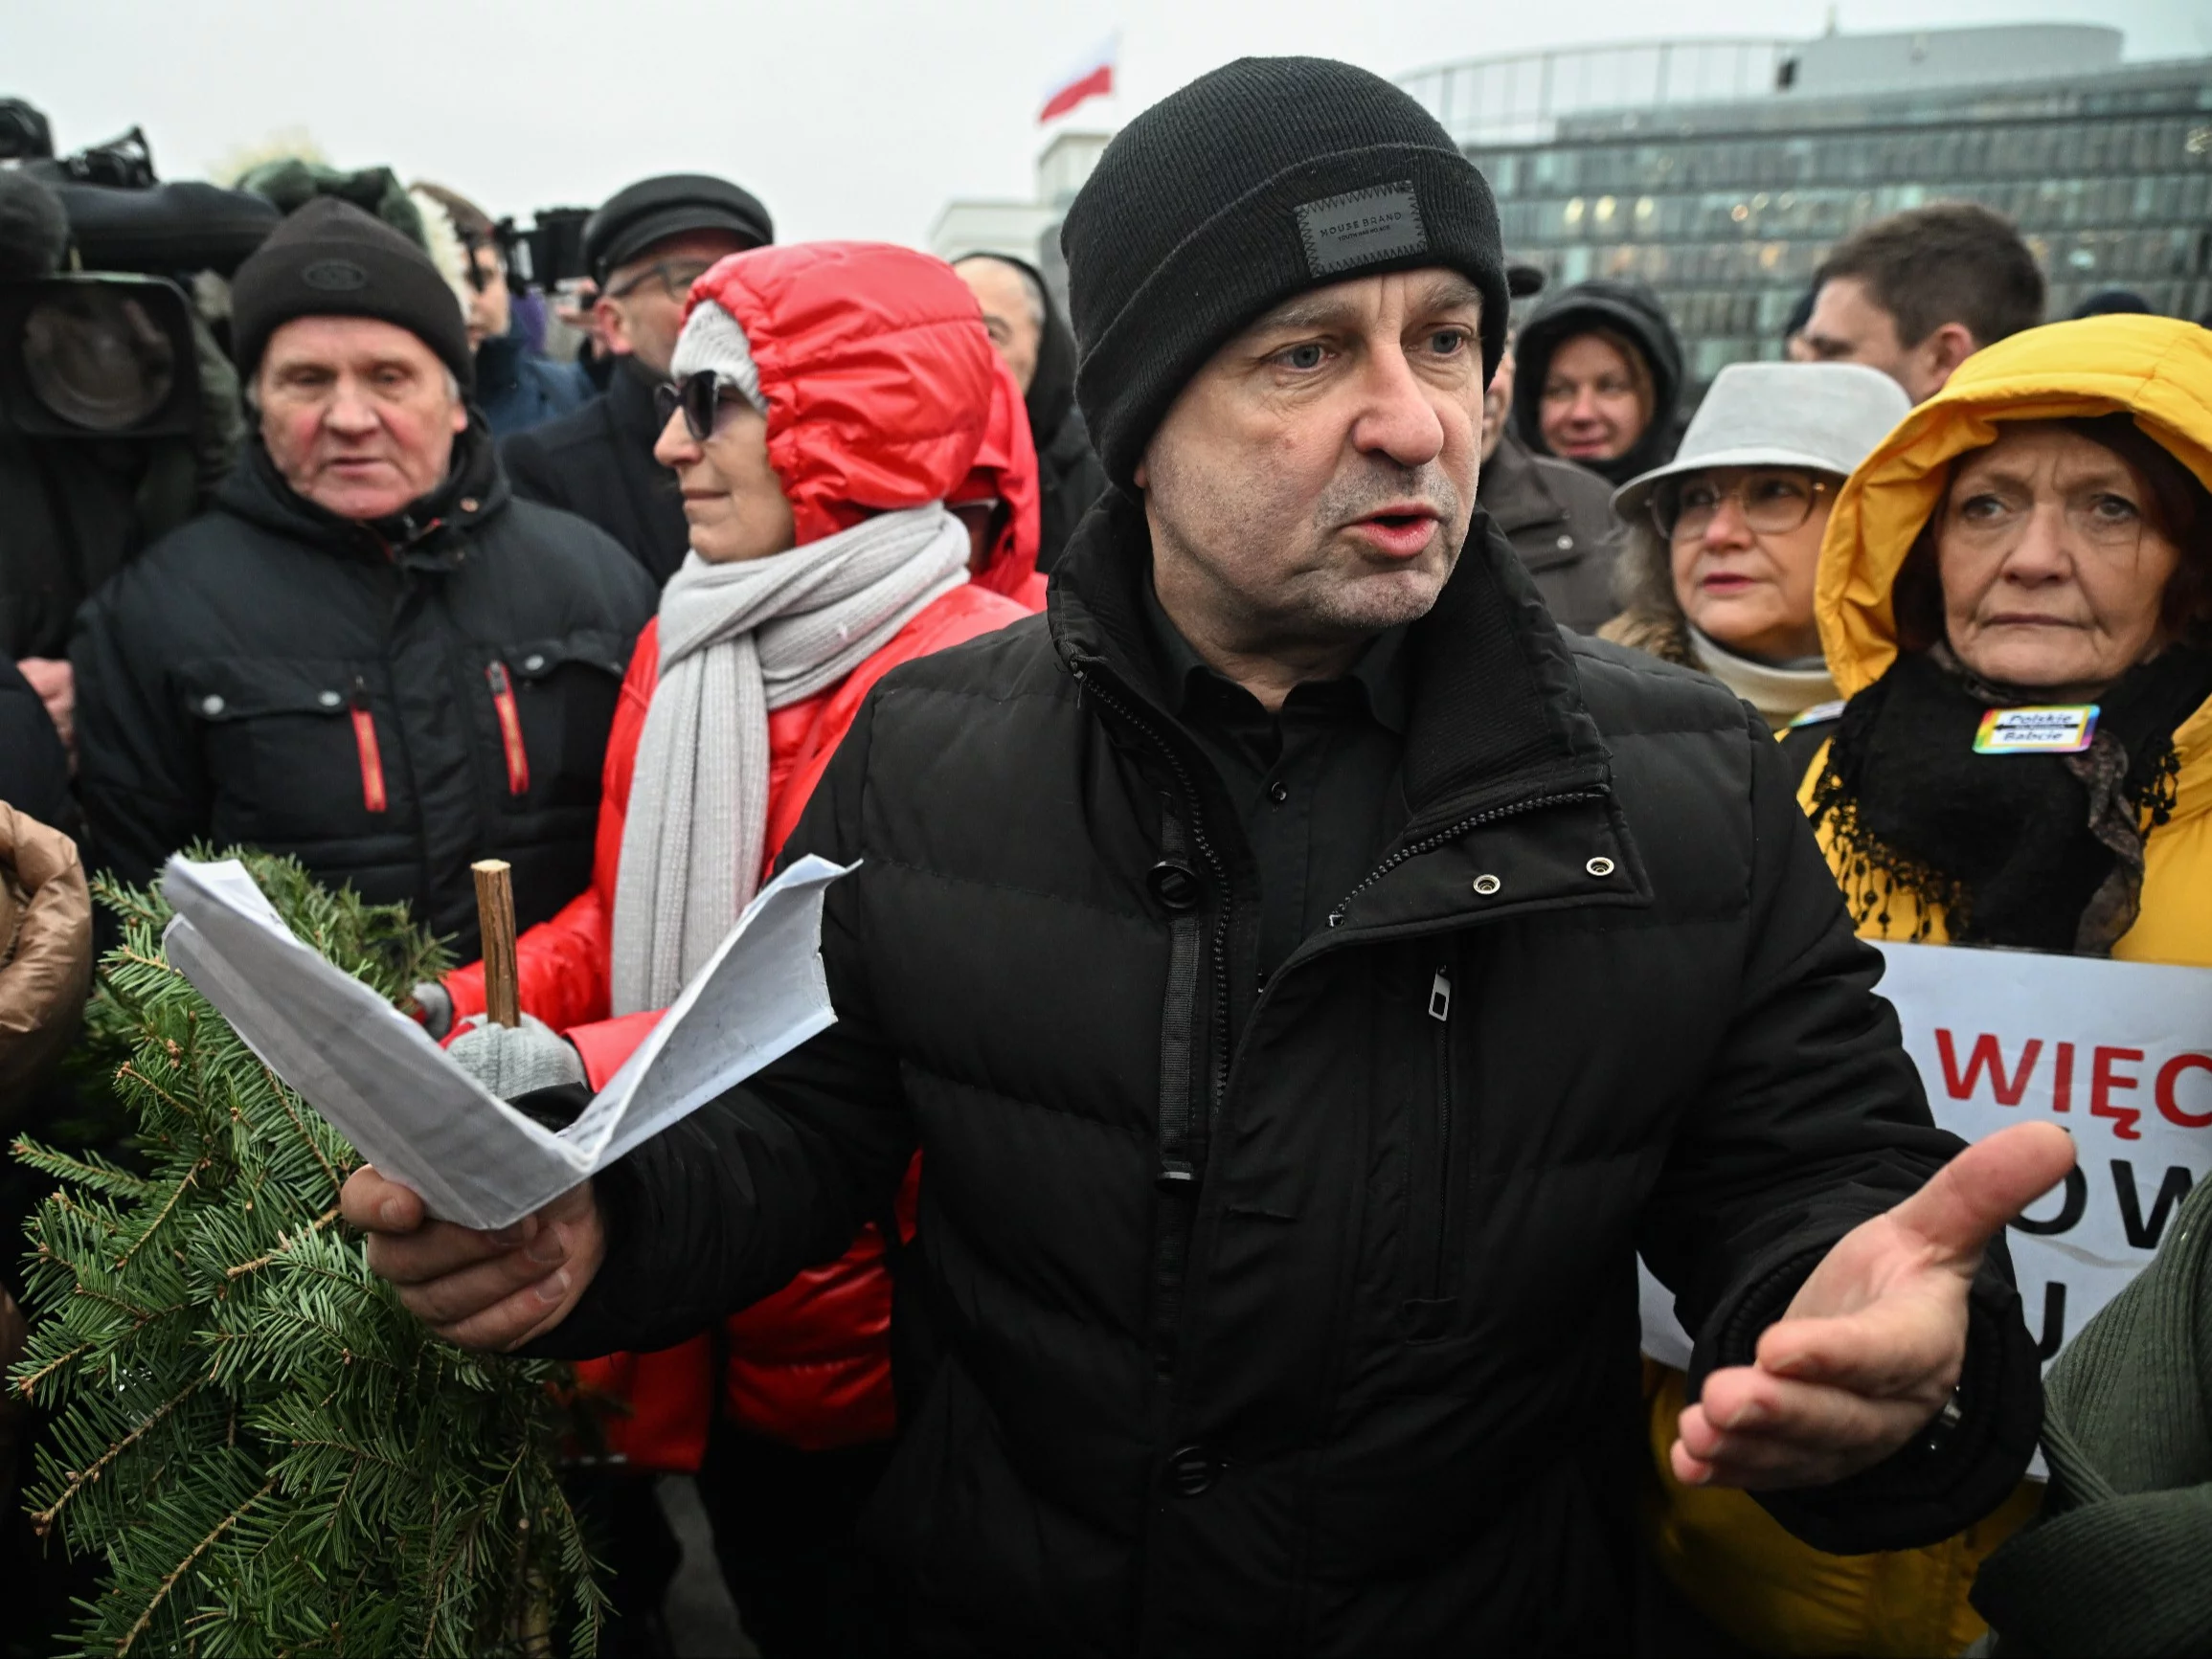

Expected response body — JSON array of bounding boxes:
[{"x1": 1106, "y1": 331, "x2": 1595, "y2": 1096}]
[
  {"x1": 342, "y1": 1166, "x2": 604, "y2": 1351},
  {"x1": 1672, "y1": 1121, "x2": 2074, "y2": 1491}
]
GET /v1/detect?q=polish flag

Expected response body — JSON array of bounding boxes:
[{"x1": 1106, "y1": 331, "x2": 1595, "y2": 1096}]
[{"x1": 1040, "y1": 34, "x2": 1117, "y2": 124}]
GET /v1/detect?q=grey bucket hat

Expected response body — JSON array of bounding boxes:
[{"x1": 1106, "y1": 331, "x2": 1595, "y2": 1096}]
[{"x1": 1611, "y1": 361, "x2": 1911, "y2": 524}]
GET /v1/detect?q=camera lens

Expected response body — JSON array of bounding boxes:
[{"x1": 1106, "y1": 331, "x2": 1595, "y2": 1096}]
[{"x1": 21, "y1": 286, "x2": 177, "y2": 432}]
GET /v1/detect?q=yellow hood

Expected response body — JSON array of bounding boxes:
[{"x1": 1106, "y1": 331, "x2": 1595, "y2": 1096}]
[{"x1": 1816, "y1": 315, "x2": 2212, "y2": 698}]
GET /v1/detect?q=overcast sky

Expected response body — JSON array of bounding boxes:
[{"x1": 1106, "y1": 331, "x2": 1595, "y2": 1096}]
[{"x1": 11, "y1": 0, "x2": 2210, "y2": 249}]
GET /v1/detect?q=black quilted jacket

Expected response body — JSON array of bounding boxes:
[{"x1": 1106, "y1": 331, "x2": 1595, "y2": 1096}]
[
  {"x1": 543, "y1": 491, "x2": 2040, "y2": 1654},
  {"x1": 71, "y1": 423, "x2": 654, "y2": 958}
]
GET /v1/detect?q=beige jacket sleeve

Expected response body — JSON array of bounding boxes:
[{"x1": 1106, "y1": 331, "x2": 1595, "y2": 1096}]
[{"x1": 0, "y1": 801, "x2": 93, "y2": 1124}]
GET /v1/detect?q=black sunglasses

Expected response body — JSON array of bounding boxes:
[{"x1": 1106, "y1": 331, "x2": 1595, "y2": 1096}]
[{"x1": 654, "y1": 370, "x2": 744, "y2": 442}]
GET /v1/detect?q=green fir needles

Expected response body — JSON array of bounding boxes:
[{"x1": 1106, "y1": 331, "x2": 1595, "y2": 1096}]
[{"x1": 9, "y1": 853, "x2": 603, "y2": 1657}]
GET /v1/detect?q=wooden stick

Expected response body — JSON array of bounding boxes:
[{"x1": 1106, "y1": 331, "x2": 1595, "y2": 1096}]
[{"x1": 472, "y1": 860, "x2": 521, "y2": 1029}]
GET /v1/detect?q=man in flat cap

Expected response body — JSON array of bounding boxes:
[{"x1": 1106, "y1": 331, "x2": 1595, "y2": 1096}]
[
  {"x1": 73, "y1": 198, "x2": 654, "y2": 961},
  {"x1": 349, "y1": 59, "x2": 2067, "y2": 1650},
  {"x1": 502, "y1": 173, "x2": 772, "y2": 583}
]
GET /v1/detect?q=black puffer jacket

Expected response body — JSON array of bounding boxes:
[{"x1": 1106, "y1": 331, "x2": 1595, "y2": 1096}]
[
  {"x1": 1511, "y1": 277, "x2": 1685, "y2": 486},
  {"x1": 501, "y1": 358, "x2": 690, "y2": 585},
  {"x1": 541, "y1": 493, "x2": 2039, "y2": 1653},
  {"x1": 71, "y1": 421, "x2": 655, "y2": 957}
]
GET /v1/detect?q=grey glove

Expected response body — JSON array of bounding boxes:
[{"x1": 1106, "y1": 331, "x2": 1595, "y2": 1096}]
[
  {"x1": 411, "y1": 981, "x2": 454, "y2": 1040},
  {"x1": 446, "y1": 1013, "x2": 585, "y2": 1099}
]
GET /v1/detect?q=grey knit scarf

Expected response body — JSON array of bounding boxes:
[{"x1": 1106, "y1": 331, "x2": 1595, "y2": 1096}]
[{"x1": 610, "y1": 504, "x2": 970, "y2": 1013}]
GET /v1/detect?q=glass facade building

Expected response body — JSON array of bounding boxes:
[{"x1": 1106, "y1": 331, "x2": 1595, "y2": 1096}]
[{"x1": 1402, "y1": 38, "x2": 2212, "y2": 388}]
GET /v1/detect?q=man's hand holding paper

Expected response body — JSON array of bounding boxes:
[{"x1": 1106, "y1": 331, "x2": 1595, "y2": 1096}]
[
  {"x1": 160, "y1": 849, "x2": 851, "y2": 1238},
  {"x1": 342, "y1": 1167, "x2": 603, "y2": 1351}
]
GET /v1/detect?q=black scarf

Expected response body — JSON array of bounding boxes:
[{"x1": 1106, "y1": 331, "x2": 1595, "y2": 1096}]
[{"x1": 1810, "y1": 645, "x2": 2212, "y2": 954}]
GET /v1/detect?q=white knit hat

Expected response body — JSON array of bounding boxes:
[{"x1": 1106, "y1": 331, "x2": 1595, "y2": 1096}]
[
  {"x1": 669, "y1": 299, "x2": 767, "y2": 414},
  {"x1": 1611, "y1": 361, "x2": 1911, "y2": 523}
]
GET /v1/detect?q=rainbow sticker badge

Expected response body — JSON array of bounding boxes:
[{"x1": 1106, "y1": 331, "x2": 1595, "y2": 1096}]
[{"x1": 1974, "y1": 705, "x2": 2101, "y2": 754}]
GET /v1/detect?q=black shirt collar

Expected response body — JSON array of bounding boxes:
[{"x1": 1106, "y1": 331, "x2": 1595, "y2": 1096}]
[{"x1": 1138, "y1": 569, "x2": 1411, "y2": 735}]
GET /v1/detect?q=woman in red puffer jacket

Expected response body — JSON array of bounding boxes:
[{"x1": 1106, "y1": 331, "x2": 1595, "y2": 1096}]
[{"x1": 437, "y1": 240, "x2": 1041, "y2": 1653}]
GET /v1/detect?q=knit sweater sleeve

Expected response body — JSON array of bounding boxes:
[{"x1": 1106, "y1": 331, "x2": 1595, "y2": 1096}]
[{"x1": 1970, "y1": 1175, "x2": 2212, "y2": 1653}]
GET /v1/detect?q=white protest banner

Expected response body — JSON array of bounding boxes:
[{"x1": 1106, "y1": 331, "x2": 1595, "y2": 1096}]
[
  {"x1": 1638, "y1": 942, "x2": 2212, "y2": 1374},
  {"x1": 1873, "y1": 940, "x2": 2212, "y2": 1362}
]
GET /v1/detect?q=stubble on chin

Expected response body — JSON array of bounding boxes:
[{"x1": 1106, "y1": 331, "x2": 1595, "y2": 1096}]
[
  {"x1": 1300, "y1": 546, "x2": 1456, "y2": 637},
  {"x1": 1297, "y1": 467, "x2": 1467, "y2": 635}
]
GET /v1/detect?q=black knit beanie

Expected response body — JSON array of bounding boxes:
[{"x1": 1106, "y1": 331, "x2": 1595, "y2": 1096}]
[
  {"x1": 1062, "y1": 56, "x2": 1507, "y2": 488},
  {"x1": 230, "y1": 196, "x2": 473, "y2": 391}
]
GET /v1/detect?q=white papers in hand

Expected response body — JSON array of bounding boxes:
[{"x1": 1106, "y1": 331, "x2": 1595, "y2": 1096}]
[{"x1": 159, "y1": 853, "x2": 851, "y2": 1229}]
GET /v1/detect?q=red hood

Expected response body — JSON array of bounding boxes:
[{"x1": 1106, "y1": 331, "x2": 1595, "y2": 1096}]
[{"x1": 685, "y1": 241, "x2": 1040, "y2": 599}]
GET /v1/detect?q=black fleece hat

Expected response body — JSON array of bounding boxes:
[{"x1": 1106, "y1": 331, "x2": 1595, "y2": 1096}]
[
  {"x1": 230, "y1": 196, "x2": 472, "y2": 390},
  {"x1": 1061, "y1": 56, "x2": 1507, "y2": 488}
]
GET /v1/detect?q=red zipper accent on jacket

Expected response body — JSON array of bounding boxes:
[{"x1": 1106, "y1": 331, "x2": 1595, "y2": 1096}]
[
  {"x1": 485, "y1": 661, "x2": 530, "y2": 796},
  {"x1": 350, "y1": 678, "x2": 388, "y2": 815}
]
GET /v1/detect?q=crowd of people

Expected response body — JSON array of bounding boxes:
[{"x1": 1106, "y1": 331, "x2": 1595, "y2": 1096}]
[{"x1": 2, "y1": 54, "x2": 2210, "y2": 1659}]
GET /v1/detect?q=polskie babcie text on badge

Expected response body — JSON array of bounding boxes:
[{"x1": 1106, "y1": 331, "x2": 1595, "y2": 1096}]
[{"x1": 1974, "y1": 705, "x2": 2100, "y2": 754}]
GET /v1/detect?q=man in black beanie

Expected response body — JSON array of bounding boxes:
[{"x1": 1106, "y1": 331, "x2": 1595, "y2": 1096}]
[
  {"x1": 348, "y1": 56, "x2": 2066, "y2": 1652},
  {"x1": 72, "y1": 195, "x2": 654, "y2": 963}
]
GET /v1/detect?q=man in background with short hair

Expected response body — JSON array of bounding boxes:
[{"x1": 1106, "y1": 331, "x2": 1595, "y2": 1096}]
[
  {"x1": 501, "y1": 174, "x2": 772, "y2": 584},
  {"x1": 1792, "y1": 202, "x2": 2044, "y2": 402}
]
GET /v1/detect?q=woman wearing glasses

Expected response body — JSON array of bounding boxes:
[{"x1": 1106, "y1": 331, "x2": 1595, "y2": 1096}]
[
  {"x1": 1599, "y1": 361, "x2": 1909, "y2": 731},
  {"x1": 1641, "y1": 315, "x2": 2212, "y2": 1656},
  {"x1": 432, "y1": 239, "x2": 1041, "y2": 1654}
]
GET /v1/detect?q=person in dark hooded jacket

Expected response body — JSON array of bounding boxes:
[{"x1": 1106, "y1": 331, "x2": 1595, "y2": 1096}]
[
  {"x1": 71, "y1": 198, "x2": 654, "y2": 960},
  {"x1": 1512, "y1": 276, "x2": 1684, "y2": 487},
  {"x1": 956, "y1": 253, "x2": 1108, "y2": 574},
  {"x1": 1475, "y1": 266, "x2": 1620, "y2": 630}
]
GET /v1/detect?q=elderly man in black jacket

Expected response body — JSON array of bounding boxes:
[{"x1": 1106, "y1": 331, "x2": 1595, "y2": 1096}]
[
  {"x1": 350, "y1": 59, "x2": 2070, "y2": 1653},
  {"x1": 73, "y1": 199, "x2": 654, "y2": 960}
]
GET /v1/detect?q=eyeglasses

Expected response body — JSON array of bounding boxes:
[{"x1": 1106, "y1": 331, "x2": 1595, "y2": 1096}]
[
  {"x1": 1653, "y1": 469, "x2": 1831, "y2": 542},
  {"x1": 654, "y1": 370, "x2": 749, "y2": 442},
  {"x1": 602, "y1": 258, "x2": 715, "y2": 303}
]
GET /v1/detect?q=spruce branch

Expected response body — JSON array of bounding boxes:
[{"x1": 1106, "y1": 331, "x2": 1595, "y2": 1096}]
[
  {"x1": 112, "y1": 1155, "x2": 211, "y2": 1269},
  {"x1": 12, "y1": 849, "x2": 603, "y2": 1655},
  {"x1": 117, "y1": 1474, "x2": 280, "y2": 1657},
  {"x1": 225, "y1": 1206, "x2": 343, "y2": 1279},
  {"x1": 13, "y1": 1335, "x2": 95, "y2": 1401},
  {"x1": 32, "y1": 1379, "x2": 202, "y2": 1536}
]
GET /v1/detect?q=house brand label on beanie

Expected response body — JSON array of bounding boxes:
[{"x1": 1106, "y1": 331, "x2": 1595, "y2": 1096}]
[
  {"x1": 1296, "y1": 182, "x2": 1429, "y2": 278},
  {"x1": 301, "y1": 259, "x2": 369, "y2": 292}
]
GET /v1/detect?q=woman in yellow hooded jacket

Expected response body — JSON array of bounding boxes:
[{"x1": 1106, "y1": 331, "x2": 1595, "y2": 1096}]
[{"x1": 1643, "y1": 313, "x2": 2212, "y2": 1655}]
